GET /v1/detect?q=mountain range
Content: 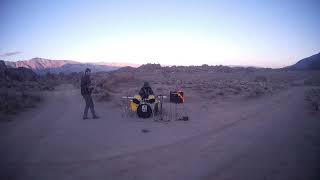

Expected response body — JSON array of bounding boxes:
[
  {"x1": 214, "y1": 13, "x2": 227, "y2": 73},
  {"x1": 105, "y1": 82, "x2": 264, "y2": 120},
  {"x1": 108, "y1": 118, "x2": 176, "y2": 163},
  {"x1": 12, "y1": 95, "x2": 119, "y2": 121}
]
[
  {"x1": 2, "y1": 52, "x2": 320, "y2": 75},
  {"x1": 4, "y1": 58, "x2": 139, "y2": 74}
]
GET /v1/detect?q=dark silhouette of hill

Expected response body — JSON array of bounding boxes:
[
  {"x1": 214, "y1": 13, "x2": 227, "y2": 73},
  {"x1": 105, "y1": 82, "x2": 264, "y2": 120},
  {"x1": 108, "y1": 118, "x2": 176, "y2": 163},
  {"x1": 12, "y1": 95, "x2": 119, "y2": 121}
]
[{"x1": 286, "y1": 53, "x2": 320, "y2": 70}]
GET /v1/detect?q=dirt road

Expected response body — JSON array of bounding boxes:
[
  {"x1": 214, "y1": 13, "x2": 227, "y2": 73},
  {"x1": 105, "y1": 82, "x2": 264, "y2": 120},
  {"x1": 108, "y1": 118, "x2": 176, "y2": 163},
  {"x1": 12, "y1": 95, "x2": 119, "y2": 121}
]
[{"x1": 1, "y1": 84, "x2": 319, "y2": 180}]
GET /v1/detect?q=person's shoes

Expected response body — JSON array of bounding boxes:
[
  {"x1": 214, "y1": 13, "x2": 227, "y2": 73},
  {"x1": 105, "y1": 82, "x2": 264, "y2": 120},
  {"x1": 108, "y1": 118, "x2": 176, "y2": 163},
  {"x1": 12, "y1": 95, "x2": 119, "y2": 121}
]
[
  {"x1": 83, "y1": 116, "x2": 89, "y2": 120},
  {"x1": 93, "y1": 115, "x2": 100, "y2": 119}
]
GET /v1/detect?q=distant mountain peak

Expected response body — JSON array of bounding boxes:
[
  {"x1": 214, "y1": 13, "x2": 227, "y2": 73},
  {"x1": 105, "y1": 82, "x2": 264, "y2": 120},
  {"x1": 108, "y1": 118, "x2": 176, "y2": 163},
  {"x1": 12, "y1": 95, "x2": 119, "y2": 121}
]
[{"x1": 4, "y1": 58, "x2": 125, "y2": 74}]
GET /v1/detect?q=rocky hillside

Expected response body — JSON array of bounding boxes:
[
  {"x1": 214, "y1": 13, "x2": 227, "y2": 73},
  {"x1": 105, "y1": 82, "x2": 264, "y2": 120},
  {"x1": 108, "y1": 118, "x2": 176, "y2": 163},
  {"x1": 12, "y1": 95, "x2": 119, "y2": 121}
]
[
  {"x1": 1, "y1": 60, "x2": 40, "y2": 117},
  {"x1": 88, "y1": 63, "x2": 320, "y2": 105},
  {"x1": 286, "y1": 52, "x2": 320, "y2": 70},
  {"x1": 1, "y1": 60, "x2": 79, "y2": 118},
  {"x1": 1, "y1": 60, "x2": 38, "y2": 82}
]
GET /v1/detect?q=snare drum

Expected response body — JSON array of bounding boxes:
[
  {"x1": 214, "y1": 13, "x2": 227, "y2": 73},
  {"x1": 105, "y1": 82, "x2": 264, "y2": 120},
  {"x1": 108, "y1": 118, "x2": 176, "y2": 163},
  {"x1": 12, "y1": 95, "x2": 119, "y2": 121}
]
[{"x1": 147, "y1": 95, "x2": 156, "y2": 104}]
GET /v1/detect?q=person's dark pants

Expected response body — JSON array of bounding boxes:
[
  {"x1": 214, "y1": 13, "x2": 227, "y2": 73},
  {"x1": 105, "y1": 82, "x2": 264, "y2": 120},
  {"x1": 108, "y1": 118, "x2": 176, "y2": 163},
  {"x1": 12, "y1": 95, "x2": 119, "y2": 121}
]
[{"x1": 82, "y1": 94, "x2": 96, "y2": 118}]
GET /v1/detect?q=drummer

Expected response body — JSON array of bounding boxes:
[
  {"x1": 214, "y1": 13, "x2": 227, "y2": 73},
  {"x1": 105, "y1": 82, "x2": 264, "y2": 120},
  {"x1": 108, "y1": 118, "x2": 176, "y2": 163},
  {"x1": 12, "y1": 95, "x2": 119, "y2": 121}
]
[{"x1": 139, "y1": 82, "x2": 154, "y2": 100}]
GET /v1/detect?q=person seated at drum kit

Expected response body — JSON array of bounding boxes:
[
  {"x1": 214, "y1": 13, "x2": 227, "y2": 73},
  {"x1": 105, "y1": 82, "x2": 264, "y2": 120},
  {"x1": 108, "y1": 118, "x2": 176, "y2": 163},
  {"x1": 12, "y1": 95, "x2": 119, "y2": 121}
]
[
  {"x1": 139, "y1": 82, "x2": 154, "y2": 100},
  {"x1": 129, "y1": 82, "x2": 160, "y2": 118}
]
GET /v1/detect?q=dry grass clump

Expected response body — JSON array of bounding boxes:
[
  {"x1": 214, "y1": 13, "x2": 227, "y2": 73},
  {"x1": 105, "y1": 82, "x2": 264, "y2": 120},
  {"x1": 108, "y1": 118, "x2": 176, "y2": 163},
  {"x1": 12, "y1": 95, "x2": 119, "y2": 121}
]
[
  {"x1": 254, "y1": 75, "x2": 268, "y2": 82},
  {"x1": 246, "y1": 84, "x2": 267, "y2": 98},
  {"x1": 304, "y1": 76, "x2": 320, "y2": 86},
  {"x1": 92, "y1": 87, "x2": 112, "y2": 102},
  {"x1": 92, "y1": 72, "x2": 141, "y2": 102},
  {"x1": 305, "y1": 88, "x2": 320, "y2": 112},
  {"x1": 0, "y1": 88, "x2": 42, "y2": 116},
  {"x1": 40, "y1": 72, "x2": 82, "y2": 89},
  {"x1": 186, "y1": 76, "x2": 286, "y2": 100},
  {"x1": 94, "y1": 72, "x2": 138, "y2": 93},
  {"x1": 0, "y1": 72, "x2": 61, "y2": 118},
  {"x1": 94, "y1": 90, "x2": 112, "y2": 102}
]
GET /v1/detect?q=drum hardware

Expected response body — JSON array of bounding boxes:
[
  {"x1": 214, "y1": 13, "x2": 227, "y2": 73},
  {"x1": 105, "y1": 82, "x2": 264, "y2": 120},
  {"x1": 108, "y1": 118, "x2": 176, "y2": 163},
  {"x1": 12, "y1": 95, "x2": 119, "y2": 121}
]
[
  {"x1": 121, "y1": 96, "x2": 135, "y2": 119},
  {"x1": 122, "y1": 96, "x2": 134, "y2": 99},
  {"x1": 154, "y1": 95, "x2": 167, "y2": 121},
  {"x1": 176, "y1": 116, "x2": 189, "y2": 121}
]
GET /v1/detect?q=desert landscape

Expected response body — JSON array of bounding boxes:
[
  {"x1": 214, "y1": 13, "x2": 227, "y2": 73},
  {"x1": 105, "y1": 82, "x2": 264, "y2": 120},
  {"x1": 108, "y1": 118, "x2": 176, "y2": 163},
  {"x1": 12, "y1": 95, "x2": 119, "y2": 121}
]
[
  {"x1": 1, "y1": 0, "x2": 320, "y2": 179},
  {"x1": 1, "y1": 53, "x2": 320, "y2": 179}
]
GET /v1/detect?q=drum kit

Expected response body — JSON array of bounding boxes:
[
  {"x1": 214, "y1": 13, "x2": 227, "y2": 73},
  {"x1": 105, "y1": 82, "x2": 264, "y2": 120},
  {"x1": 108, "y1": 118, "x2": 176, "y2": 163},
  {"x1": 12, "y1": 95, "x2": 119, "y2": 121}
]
[
  {"x1": 121, "y1": 90, "x2": 189, "y2": 122},
  {"x1": 122, "y1": 94, "x2": 167, "y2": 120}
]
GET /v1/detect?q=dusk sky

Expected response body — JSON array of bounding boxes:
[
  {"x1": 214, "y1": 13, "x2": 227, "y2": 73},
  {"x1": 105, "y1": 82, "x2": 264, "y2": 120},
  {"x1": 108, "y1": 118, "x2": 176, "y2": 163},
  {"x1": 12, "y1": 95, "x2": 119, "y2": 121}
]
[{"x1": 1, "y1": 0, "x2": 319, "y2": 68}]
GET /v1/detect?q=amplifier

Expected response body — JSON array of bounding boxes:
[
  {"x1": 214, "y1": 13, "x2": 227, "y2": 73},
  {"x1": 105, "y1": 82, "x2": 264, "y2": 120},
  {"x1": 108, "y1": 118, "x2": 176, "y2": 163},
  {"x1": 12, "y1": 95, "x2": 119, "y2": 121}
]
[{"x1": 170, "y1": 91, "x2": 184, "y2": 104}]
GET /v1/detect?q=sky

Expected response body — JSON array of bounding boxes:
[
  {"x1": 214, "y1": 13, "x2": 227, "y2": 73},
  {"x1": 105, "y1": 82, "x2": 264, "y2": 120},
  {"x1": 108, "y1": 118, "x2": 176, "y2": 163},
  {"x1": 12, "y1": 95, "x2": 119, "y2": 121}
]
[{"x1": 0, "y1": 0, "x2": 319, "y2": 68}]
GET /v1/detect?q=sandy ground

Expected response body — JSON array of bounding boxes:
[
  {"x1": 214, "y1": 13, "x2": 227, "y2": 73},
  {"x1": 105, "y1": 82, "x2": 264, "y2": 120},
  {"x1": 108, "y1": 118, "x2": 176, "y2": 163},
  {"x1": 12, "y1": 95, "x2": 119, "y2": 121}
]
[{"x1": 0, "y1": 84, "x2": 320, "y2": 180}]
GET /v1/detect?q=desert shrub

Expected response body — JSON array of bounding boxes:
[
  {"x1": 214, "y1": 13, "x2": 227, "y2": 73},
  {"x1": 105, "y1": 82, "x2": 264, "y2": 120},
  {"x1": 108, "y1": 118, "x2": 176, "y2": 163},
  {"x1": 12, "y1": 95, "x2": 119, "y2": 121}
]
[
  {"x1": 247, "y1": 86, "x2": 265, "y2": 98},
  {"x1": 94, "y1": 72, "x2": 136, "y2": 94},
  {"x1": 205, "y1": 89, "x2": 214, "y2": 93},
  {"x1": 92, "y1": 87, "x2": 112, "y2": 102},
  {"x1": 40, "y1": 85, "x2": 55, "y2": 91},
  {"x1": 216, "y1": 91, "x2": 224, "y2": 96},
  {"x1": 305, "y1": 88, "x2": 320, "y2": 112},
  {"x1": 304, "y1": 76, "x2": 320, "y2": 86},
  {"x1": 110, "y1": 73, "x2": 135, "y2": 85},
  {"x1": 0, "y1": 89, "x2": 42, "y2": 115},
  {"x1": 254, "y1": 75, "x2": 268, "y2": 82},
  {"x1": 96, "y1": 91, "x2": 112, "y2": 102}
]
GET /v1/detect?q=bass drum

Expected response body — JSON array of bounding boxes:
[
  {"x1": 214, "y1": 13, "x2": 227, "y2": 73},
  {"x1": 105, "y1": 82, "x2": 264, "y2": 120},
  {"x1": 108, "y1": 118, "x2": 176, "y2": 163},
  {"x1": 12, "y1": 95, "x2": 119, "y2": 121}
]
[{"x1": 137, "y1": 103, "x2": 152, "y2": 118}]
